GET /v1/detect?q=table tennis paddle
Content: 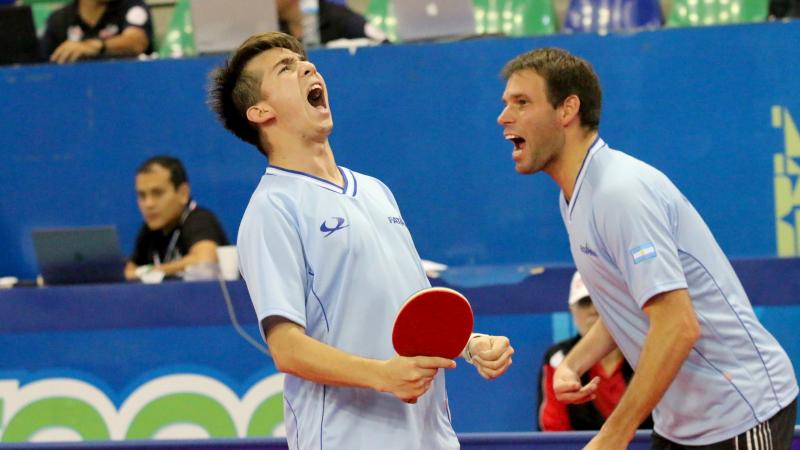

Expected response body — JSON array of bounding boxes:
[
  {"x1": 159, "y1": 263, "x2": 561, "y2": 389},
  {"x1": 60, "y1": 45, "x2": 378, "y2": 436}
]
[{"x1": 392, "y1": 287, "x2": 474, "y2": 360}]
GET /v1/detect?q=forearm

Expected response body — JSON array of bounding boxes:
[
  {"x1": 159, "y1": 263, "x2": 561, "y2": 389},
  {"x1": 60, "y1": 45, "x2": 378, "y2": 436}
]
[
  {"x1": 268, "y1": 321, "x2": 384, "y2": 391},
  {"x1": 156, "y1": 240, "x2": 219, "y2": 276},
  {"x1": 152, "y1": 258, "x2": 192, "y2": 276},
  {"x1": 102, "y1": 28, "x2": 149, "y2": 56},
  {"x1": 561, "y1": 318, "x2": 617, "y2": 375},
  {"x1": 601, "y1": 291, "x2": 700, "y2": 440}
]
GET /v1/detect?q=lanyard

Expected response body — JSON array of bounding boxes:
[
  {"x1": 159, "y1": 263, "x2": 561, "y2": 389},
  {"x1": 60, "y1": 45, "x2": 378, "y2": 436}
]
[{"x1": 153, "y1": 200, "x2": 196, "y2": 265}]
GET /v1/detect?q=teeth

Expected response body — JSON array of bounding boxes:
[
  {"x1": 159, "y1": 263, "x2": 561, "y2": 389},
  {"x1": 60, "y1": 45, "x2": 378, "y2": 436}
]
[{"x1": 504, "y1": 134, "x2": 519, "y2": 140}]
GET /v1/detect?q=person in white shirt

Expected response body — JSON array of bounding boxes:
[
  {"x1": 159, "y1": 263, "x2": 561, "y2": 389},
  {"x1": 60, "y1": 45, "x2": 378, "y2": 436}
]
[
  {"x1": 498, "y1": 46, "x2": 797, "y2": 450},
  {"x1": 207, "y1": 32, "x2": 514, "y2": 450}
]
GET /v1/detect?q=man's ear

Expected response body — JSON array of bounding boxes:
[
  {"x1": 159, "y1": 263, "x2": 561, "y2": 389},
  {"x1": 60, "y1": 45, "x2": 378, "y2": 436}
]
[
  {"x1": 246, "y1": 102, "x2": 275, "y2": 125},
  {"x1": 560, "y1": 95, "x2": 581, "y2": 126},
  {"x1": 178, "y1": 182, "x2": 190, "y2": 204}
]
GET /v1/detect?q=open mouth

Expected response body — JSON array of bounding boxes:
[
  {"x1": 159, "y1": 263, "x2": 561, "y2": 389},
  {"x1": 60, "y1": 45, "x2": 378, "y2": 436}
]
[
  {"x1": 505, "y1": 134, "x2": 527, "y2": 150},
  {"x1": 307, "y1": 84, "x2": 327, "y2": 111}
]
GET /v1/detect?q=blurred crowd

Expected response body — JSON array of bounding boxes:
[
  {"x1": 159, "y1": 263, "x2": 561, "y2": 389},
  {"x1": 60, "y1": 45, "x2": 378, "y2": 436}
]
[{"x1": 0, "y1": 0, "x2": 797, "y2": 66}]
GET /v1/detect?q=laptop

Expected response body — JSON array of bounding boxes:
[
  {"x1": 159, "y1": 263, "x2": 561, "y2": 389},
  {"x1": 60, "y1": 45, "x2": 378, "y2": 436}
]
[
  {"x1": 32, "y1": 226, "x2": 126, "y2": 285},
  {"x1": 189, "y1": 0, "x2": 279, "y2": 55},
  {"x1": 393, "y1": 0, "x2": 477, "y2": 42},
  {"x1": 0, "y1": 4, "x2": 43, "y2": 66}
]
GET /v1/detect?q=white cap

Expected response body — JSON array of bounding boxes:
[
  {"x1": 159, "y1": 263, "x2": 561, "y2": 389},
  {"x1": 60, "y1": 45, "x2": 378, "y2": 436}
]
[{"x1": 568, "y1": 271, "x2": 590, "y2": 306}]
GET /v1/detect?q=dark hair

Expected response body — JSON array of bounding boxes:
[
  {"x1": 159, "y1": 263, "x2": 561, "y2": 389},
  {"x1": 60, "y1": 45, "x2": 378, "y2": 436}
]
[
  {"x1": 502, "y1": 48, "x2": 602, "y2": 130},
  {"x1": 573, "y1": 296, "x2": 593, "y2": 308},
  {"x1": 136, "y1": 156, "x2": 188, "y2": 189},
  {"x1": 207, "y1": 32, "x2": 307, "y2": 155}
]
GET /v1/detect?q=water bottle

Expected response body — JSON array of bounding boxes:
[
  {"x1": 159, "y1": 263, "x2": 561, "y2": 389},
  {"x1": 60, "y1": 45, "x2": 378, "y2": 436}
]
[{"x1": 300, "y1": 0, "x2": 321, "y2": 47}]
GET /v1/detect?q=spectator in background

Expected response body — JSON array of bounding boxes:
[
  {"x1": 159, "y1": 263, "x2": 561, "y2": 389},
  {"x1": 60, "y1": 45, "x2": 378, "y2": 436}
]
[
  {"x1": 537, "y1": 271, "x2": 653, "y2": 431},
  {"x1": 278, "y1": 0, "x2": 386, "y2": 44},
  {"x1": 125, "y1": 156, "x2": 229, "y2": 281},
  {"x1": 41, "y1": 0, "x2": 153, "y2": 64}
]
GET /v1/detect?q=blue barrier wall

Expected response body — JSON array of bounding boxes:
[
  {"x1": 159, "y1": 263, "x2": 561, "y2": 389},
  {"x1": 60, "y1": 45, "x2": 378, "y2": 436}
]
[
  {"x1": 2, "y1": 22, "x2": 800, "y2": 278},
  {"x1": 7, "y1": 430, "x2": 800, "y2": 449},
  {"x1": 0, "y1": 260, "x2": 798, "y2": 440}
]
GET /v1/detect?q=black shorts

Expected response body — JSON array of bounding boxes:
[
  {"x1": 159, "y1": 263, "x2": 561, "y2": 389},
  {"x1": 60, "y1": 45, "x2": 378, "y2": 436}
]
[{"x1": 651, "y1": 397, "x2": 797, "y2": 450}]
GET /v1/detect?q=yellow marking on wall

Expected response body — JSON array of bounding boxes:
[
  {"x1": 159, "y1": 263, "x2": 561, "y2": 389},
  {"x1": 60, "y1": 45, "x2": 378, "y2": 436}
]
[{"x1": 773, "y1": 106, "x2": 800, "y2": 256}]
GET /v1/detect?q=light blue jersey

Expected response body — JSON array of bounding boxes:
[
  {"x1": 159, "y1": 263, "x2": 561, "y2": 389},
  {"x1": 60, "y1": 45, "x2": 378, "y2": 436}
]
[
  {"x1": 560, "y1": 138, "x2": 798, "y2": 445},
  {"x1": 238, "y1": 165, "x2": 459, "y2": 450}
]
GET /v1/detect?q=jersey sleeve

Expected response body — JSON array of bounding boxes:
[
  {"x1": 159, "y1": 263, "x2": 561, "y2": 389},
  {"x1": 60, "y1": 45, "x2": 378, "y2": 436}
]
[
  {"x1": 121, "y1": 0, "x2": 154, "y2": 50},
  {"x1": 182, "y1": 209, "x2": 229, "y2": 247},
  {"x1": 594, "y1": 175, "x2": 688, "y2": 308},
  {"x1": 122, "y1": 0, "x2": 152, "y2": 31},
  {"x1": 238, "y1": 194, "x2": 307, "y2": 342}
]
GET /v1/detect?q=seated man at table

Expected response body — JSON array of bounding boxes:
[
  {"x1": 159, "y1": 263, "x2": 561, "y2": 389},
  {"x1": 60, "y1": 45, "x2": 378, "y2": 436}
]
[
  {"x1": 125, "y1": 156, "x2": 229, "y2": 281},
  {"x1": 41, "y1": 0, "x2": 153, "y2": 64}
]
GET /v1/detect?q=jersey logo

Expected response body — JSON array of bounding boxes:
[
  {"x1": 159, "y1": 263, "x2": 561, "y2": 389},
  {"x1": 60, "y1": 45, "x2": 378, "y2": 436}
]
[
  {"x1": 387, "y1": 216, "x2": 406, "y2": 226},
  {"x1": 320, "y1": 217, "x2": 349, "y2": 237},
  {"x1": 580, "y1": 243, "x2": 598, "y2": 257},
  {"x1": 630, "y1": 242, "x2": 657, "y2": 264}
]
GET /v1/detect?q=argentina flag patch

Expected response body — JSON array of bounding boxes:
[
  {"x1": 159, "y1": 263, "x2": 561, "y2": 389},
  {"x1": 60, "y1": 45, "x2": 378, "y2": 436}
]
[{"x1": 630, "y1": 242, "x2": 657, "y2": 264}]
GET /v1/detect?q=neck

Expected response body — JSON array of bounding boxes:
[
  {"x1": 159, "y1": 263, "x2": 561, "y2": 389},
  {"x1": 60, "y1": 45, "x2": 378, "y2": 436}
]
[
  {"x1": 160, "y1": 201, "x2": 191, "y2": 235},
  {"x1": 79, "y1": 0, "x2": 107, "y2": 25},
  {"x1": 546, "y1": 128, "x2": 598, "y2": 203},
  {"x1": 269, "y1": 137, "x2": 341, "y2": 185}
]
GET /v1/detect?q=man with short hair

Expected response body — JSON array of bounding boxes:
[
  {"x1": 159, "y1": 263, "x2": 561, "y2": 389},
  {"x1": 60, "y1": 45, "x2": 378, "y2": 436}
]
[
  {"x1": 498, "y1": 47, "x2": 797, "y2": 449},
  {"x1": 207, "y1": 32, "x2": 514, "y2": 450},
  {"x1": 125, "y1": 155, "x2": 229, "y2": 281}
]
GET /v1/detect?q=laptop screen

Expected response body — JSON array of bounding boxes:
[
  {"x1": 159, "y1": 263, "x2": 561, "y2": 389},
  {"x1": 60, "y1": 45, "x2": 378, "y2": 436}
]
[
  {"x1": 189, "y1": 0, "x2": 280, "y2": 55},
  {"x1": 32, "y1": 226, "x2": 126, "y2": 285},
  {"x1": 393, "y1": 0, "x2": 477, "y2": 42}
]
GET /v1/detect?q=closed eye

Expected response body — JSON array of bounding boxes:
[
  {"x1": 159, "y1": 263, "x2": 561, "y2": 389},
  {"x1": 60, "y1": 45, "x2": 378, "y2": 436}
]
[{"x1": 275, "y1": 57, "x2": 299, "y2": 74}]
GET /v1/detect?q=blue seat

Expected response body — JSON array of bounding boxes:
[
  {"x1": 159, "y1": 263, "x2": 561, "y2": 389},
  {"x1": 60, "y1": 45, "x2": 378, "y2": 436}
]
[{"x1": 562, "y1": 0, "x2": 663, "y2": 34}]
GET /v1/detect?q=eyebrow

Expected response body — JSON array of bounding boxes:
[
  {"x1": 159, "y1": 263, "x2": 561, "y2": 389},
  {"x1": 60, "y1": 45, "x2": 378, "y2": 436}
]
[
  {"x1": 503, "y1": 92, "x2": 532, "y2": 101},
  {"x1": 501, "y1": 93, "x2": 530, "y2": 104},
  {"x1": 272, "y1": 55, "x2": 307, "y2": 72}
]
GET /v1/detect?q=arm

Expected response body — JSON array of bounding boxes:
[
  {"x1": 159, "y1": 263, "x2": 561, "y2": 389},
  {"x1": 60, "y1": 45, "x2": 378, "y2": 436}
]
[
  {"x1": 99, "y1": 26, "x2": 149, "y2": 56},
  {"x1": 264, "y1": 317, "x2": 456, "y2": 403},
  {"x1": 50, "y1": 27, "x2": 149, "y2": 64},
  {"x1": 126, "y1": 239, "x2": 218, "y2": 279},
  {"x1": 554, "y1": 317, "x2": 617, "y2": 403},
  {"x1": 584, "y1": 288, "x2": 700, "y2": 450},
  {"x1": 152, "y1": 239, "x2": 219, "y2": 276}
]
